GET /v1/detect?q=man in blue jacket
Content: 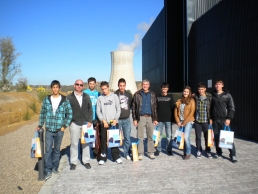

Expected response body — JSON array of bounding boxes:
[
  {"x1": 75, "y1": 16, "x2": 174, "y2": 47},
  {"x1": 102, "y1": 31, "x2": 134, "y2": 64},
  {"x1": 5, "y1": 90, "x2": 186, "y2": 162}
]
[{"x1": 37, "y1": 80, "x2": 73, "y2": 180}]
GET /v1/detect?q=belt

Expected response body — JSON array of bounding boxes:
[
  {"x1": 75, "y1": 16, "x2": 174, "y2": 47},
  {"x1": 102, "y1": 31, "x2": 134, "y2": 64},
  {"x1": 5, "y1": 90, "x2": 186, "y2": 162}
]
[{"x1": 141, "y1": 114, "x2": 151, "y2": 117}]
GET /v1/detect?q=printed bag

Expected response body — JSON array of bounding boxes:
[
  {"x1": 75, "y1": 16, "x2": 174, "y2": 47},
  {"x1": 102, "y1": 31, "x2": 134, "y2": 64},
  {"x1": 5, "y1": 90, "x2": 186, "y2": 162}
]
[
  {"x1": 152, "y1": 126, "x2": 160, "y2": 147},
  {"x1": 132, "y1": 140, "x2": 140, "y2": 162},
  {"x1": 207, "y1": 124, "x2": 214, "y2": 147},
  {"x1": 172, "y1": 127, "x2": 185, "y2": 150},
  {"x1": 82, "y1": 124, "x2": 96, "y2": 143},
  {"x1": 219, "y1": 125, "x2": 234, "y2": 149},
  {"x1": 107, "y1": 126, "x2": 121, "y2": 148}
]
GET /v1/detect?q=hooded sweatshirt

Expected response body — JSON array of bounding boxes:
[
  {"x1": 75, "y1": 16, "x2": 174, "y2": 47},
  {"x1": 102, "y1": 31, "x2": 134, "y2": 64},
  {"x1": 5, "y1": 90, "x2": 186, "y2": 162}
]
[{"x1": 96, "y1": 92, "x2": 121, "y2": 123}]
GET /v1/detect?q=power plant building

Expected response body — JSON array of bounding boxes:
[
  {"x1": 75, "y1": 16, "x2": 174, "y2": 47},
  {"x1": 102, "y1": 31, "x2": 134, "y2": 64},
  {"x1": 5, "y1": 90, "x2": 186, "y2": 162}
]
[{"x1": 142, "y1": 0, "x2": 258, "y2": 141}]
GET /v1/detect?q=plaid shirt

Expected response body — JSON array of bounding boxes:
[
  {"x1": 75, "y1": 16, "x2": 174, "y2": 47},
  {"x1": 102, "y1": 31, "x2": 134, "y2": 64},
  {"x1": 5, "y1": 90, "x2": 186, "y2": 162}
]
[
  {"x1": 196, "y1": 97, "x2": 208, "y2": 123},
  {"x1": 39, "y1": 95, "x2": 73, "y2": 132}
]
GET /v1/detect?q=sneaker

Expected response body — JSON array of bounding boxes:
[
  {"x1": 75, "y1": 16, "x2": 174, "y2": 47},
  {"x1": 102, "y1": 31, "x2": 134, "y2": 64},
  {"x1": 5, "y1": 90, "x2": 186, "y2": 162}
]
[
  {"x1": 154, "y1": 150, "x2": 160, "y2": 156},
  {"x1": 138, "y1": 154, "x2": 143, "y2": 160},
  {"x1": 70, "y1": 164, "x2": 76, "y2": 170},
  {"x1": 126, "y1": 155, "x2": 131, "y2": 160},
  {"x1": 231, "y1": 156, "x2": 238, "y2": 163},
  {"x1": 44, "y1": 172, "x2": 52, "y2": 180},
  {"x1": 98, "y1": 160, "x2": 105, "y2": 165},
  {"x1": 52, "y1": 168, "x2": 60, "y2": 174},
  {"x1": 206, "y1": 152, "x2": 212, "y2": 159},
  {"x1": 148, "y1": 154, "x2": 155, "y2": 160},
  {"x1": 196, "y1": 151, "x2": 201, "y2": 159},
  {"x1": 116, "y1": 158, "x2": 122, "y2": 164},
  {"x1": 213, "y1": 154, "x2": 222, "y2": 159},
  {"x1": 84, "y1": 163, "x2": 91, "y2": 169}
]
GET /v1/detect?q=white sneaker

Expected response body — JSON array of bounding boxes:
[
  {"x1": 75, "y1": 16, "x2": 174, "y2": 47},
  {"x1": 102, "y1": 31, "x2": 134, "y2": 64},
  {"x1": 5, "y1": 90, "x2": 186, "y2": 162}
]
[
  {"x1": 138, "y1": 154, "x2": 143, "y2": 160},
  {"x1": 126, "y1": 155, "x2": 131, "y2": 160},
  {"x1": 98, "y1": 160, "x2": 105, "y2": 165},
  {"x1": 116, "y1": 158, "x2": 122, "y2": 164}
]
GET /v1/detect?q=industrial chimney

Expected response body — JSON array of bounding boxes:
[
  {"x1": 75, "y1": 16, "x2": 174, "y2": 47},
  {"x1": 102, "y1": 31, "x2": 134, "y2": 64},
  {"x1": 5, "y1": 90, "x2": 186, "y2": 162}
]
[{"x1": 109, "y1": 50, "x2": 137, "y2": 94}]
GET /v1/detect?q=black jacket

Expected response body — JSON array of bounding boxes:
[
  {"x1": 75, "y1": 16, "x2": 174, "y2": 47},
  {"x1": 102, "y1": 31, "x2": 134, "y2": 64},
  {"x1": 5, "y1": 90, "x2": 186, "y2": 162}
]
[
  {"x1": 210, "y1": 90, "x2": 235, "y2": 121},
  {"x1": 67, "y1": 91, "x2": 93, "y2": 125}
]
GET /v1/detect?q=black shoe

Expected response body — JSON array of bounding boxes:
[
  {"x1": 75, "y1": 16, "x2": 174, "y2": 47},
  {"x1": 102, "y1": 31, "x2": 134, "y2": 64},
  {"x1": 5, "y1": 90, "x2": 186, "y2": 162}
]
[
  {"x1": 84, "y1": 163, "x2": 91, "y2": 169},
  {"x1": 167, "y1": 150, "x2": 173, "y2": 156},
  {"x1": 70, "y1": 164, "x2": 76, "y2": 170},
  {"x1": 230, "y1": 155, "x2": 238, "y2": 163},
  {"x1": 213, "y1": 154, "x2": 222, "y2": 159},
  {"x1": 52, "y1": 168, "x2": 60, "y2": 174},
  {"x1": 44, "y1": 172, "x2": 52, "y2": 180},
  {"x1": 154, "y1": 150, "x2": 160, "y2": 156}
]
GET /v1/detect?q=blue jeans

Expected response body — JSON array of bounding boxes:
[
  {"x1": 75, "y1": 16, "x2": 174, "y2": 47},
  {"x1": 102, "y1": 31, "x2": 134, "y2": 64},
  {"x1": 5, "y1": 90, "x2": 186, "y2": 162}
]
[
  {"x1": 157, "y1": 122, "x2": 172, "y2": 152},
  {"x1": 44, "y1": 130, "x2": 64, "y2": 173},
  {"x1": 183, "y1": 122, "x2": 193, "y2": 155},
  {"x1": 119, "y1": 118, "x2": 131, "y2": 157}
]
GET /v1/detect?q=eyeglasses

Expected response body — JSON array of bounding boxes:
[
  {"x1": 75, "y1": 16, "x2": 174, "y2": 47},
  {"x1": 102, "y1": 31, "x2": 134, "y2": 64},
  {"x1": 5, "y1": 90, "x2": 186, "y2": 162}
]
[{"x1": 75, "y1": 83, "x2": 83, "y2": 87}]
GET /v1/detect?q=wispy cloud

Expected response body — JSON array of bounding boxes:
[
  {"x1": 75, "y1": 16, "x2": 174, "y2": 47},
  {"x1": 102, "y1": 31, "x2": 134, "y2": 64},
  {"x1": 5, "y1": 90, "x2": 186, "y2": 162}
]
[{"x1": 117, "y1": 18, "x2": 154, "y2": 51}]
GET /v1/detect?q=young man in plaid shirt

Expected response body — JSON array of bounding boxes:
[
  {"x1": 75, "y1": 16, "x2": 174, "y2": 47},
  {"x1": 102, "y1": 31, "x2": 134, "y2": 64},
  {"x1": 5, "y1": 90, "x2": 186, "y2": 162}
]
[
  {"x1": 194, "y1": 82, "x2": 212, "y2": 159},
  {"x1": 37, "y1": 80, "x2": 73, "y2": 180}
]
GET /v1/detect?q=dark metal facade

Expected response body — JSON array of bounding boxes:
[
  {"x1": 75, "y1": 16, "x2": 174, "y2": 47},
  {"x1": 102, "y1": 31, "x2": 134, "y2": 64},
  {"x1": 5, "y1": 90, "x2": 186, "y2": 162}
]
[
  {"x1": 142, "y1": 0, "x2": 258, "y2": 140},
  {"x1": 188, "y1": 0, "x2": 258, "y2": 140},
  {"x1": 142, "y1": 9, "x2": 165, "y2": 93}
]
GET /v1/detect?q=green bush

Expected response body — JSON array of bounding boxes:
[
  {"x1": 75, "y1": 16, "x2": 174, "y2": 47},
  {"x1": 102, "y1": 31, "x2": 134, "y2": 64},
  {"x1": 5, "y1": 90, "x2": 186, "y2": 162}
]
[
  {"x1": 23, "y1": 108, "x2": 31, "y2": 121},
  {"x1": 28, "y1": 100, "x2": 37, "y2": 113}
]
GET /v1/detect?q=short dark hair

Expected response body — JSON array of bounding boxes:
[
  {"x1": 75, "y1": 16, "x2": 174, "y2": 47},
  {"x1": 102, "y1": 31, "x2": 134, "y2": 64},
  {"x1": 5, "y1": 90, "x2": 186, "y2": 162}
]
[
  {"x1": 100, "y1": 81, "x2": 109, "y2": 88},
  {"x1": 198, "y1": 82, "x2": 206, "y2": 88},
  {"x1": 118, "y1": 78, "x2": 126, "y2": 85},
  {"x1": 88, "y1": 77, "x2": 96, "y2": 83},
  {"x1": 50, "y1": 80, "x2": 61, "y2": 88},
  {"x1": 161, "y1": 82, "x2": 169, "y2": 88},
  {"x1": 215, "y1": 79, "x2": 224, "y2": 85}
]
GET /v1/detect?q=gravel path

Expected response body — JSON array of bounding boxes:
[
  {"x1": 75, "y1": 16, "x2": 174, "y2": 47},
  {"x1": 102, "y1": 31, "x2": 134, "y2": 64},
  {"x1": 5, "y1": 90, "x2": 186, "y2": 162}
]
[{"x1": 0, "y1": 121, "x2": 71, "y2": 194}]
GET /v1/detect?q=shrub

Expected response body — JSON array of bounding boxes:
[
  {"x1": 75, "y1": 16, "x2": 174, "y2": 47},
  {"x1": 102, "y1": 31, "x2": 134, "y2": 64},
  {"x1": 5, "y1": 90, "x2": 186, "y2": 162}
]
[
  {"x1": 28, "y1": 100, "x2": 37, "y2": 113},
  {"x1": 23, "y1": 108, "x2": 31, "y2": 121}
]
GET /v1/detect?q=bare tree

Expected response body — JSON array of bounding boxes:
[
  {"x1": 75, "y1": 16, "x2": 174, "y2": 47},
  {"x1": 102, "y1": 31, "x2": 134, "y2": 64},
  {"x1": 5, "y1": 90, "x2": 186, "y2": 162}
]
[{"x1": 0, "y1": 37, "x2": 21, "y2": 91}]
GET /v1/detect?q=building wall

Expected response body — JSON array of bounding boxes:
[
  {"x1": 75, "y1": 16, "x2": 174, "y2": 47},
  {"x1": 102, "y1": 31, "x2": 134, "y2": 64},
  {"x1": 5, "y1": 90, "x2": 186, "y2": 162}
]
[
  {"x1": 188, "y1": 0, "x2": 258, "y2": 140},
  {"x1": 142, "y1": 8, "x2": 165, "y2": 93}
]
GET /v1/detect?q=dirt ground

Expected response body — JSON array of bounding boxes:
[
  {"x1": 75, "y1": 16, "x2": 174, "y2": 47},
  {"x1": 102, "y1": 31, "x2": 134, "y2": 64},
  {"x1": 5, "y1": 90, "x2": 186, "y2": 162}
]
[
  {"x1": 0, "y1": 92, "x2": 41, "y2": 136},
  {"x1": 0, "y1": 91, "x2": 71, "y2": 193}
]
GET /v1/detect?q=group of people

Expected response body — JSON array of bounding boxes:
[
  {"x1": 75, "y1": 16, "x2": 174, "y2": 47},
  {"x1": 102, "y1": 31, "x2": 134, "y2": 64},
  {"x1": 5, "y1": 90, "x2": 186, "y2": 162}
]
[{"x1": 37, "y1": 77, "x2": 237, "y2": 181}]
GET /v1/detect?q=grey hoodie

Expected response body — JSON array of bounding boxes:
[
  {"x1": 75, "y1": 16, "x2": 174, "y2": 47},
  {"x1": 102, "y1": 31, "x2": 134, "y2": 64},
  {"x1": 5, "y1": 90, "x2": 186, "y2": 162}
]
[{"x1": 96, "y1": 92, "x2": 121, "y2": 123}]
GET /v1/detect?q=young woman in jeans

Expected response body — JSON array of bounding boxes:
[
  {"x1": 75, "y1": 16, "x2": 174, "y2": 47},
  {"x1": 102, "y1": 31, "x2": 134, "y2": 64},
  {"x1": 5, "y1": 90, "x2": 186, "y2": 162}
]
[{"x1": 174, "y1": 86, "x2": 195, "y2": 160}]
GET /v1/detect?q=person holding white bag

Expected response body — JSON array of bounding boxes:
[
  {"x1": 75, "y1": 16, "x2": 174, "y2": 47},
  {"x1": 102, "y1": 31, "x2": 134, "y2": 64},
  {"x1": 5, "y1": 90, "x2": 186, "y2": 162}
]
[{"x1": 210, "y1": 79, "x2": 237, "y2": 163}]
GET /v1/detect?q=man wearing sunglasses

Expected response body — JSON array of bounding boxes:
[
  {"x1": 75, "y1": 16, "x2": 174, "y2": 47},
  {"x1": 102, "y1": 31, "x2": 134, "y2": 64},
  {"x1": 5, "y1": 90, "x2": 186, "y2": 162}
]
[{"x1": 67, "y1": 79, "x2": 93, "y2": 170}]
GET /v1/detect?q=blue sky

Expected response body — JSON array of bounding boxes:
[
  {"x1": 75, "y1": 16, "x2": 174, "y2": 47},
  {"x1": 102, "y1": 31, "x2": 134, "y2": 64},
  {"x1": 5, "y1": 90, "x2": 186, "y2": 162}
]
[{"x1": 0, "y1": 0, "x2": 164, "y2": 85}]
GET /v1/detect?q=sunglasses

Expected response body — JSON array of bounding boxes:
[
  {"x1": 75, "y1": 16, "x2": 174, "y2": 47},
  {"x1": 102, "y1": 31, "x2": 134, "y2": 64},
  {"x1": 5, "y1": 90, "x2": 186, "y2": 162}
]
[{"x1": 75, "y1": 83, "x2": 83, "y2": 87}]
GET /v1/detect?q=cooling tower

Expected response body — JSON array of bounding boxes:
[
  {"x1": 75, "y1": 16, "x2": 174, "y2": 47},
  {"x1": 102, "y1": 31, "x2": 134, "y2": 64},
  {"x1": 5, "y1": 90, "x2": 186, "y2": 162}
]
[{"x1": 109, "y1": 50, "x2": 137, "y2": 94}]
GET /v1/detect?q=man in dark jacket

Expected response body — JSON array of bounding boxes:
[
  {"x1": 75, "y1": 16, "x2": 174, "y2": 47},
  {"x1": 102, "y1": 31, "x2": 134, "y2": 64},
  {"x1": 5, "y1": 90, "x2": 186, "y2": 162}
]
[
  {"x1": 194, "y1": 82, "x2": 212, "y2": 159},
  {"x1": 115, "y1": 78, "x2": 133, "y2": 160},
  {"x1": 132, "y1": 79, "x2": 158, "y2": 160},
  {"x1": 210, "y1": 79, "x2": 237, "y2": 163},
  {"x1": 67, "y1": 79, "x2": 93, "y2": 170}
]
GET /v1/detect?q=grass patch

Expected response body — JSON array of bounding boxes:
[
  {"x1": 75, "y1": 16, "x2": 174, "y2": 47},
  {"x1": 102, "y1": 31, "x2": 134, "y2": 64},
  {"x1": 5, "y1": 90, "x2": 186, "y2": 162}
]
[
  {"x1": 23, "y1": 108, "x2": 31, "y2": 121},
  {"x1": 27, "y1": 100, "x2": 37, "y2": 113}
]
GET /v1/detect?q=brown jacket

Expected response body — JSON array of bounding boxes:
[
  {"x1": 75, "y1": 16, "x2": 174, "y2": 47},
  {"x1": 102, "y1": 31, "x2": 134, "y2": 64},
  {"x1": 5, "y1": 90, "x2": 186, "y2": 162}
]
[
  {"x1": 132, "y1": 89, "x2": 158, "y2": 122},
  {"x1": 174, "y1": 98, "x2": 195, "y2": 126}
]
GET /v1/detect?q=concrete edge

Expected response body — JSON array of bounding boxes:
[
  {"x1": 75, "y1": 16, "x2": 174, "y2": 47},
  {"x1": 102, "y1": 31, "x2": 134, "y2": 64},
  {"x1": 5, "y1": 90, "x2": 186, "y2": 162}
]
[{"x1": 38, "y1": 153, "x2": 68, "y2": 194}]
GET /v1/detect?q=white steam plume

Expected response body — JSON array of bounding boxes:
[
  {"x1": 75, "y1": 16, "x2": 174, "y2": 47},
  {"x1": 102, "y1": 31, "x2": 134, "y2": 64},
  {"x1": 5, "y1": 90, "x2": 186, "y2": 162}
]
[{"x1": 117, "y1": 18, "x2": 154, "y2": 51}]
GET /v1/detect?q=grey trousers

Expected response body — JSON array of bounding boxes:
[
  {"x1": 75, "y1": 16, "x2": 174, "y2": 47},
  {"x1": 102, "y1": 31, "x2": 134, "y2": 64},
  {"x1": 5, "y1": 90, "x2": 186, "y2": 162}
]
[
  {"x1": 70, "y1": 122, "x2": 90, "y2": 165},
  {"x1": 137, "y1": 116, "x2": 155, "y2": 154}
]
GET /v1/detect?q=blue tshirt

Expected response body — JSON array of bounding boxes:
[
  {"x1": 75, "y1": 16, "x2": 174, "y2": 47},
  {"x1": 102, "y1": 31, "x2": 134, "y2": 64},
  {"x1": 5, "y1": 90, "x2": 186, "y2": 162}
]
[{"x1": 83, "y1": 89, "x2": 100, "y2": 120}]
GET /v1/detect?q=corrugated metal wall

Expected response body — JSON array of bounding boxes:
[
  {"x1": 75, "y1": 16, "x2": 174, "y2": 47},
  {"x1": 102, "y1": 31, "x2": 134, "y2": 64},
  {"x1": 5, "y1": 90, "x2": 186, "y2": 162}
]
[{"x1": 188, "y1": 0, "x2": 258, "y2": 140}]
